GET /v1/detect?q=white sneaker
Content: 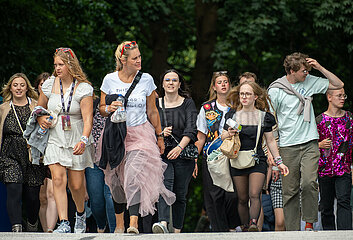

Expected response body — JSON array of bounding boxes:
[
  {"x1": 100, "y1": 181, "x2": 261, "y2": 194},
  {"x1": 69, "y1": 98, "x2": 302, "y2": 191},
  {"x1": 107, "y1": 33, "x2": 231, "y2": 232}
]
[
  {"x1": 54, "y1": 220, "x2": 71, "y2": 233},
  {"x1": 74, "y1": 212, "x2": 86, "y2": 233},
  {"x1": 152, "y1": 222, "x2": 169, "y2": 233}
]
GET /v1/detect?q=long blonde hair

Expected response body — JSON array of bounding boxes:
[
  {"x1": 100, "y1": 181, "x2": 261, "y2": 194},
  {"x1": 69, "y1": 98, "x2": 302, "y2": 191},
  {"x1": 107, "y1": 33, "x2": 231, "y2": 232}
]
[
  {"x1": 208, "y1": 71, "x2": 231, "y2": 101},
  {"x1": 53, "y1": 48, "x2": 91, "y2": 85},
  {"x1": 1, "y1": 73, "x2": 38, "y2": 102},
  {"x1": 114, "y1": 41, "x2": 139, "y2": 71},
  {"x1": 227, "y1": 81, "x2": 270, "y2": 112}
]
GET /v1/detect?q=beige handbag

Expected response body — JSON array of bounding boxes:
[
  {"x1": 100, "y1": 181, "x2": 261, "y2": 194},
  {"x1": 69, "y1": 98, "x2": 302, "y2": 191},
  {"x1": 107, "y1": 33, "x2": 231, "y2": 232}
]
[
  {"x1": 11, "y1": 101, "x2": 34, "y2": 163},
  {"x1": 220, "y1": 134, "x2": 241, "y2": 159},
  {"x1": 207, "y1": 149, "x2": 234, "y2": 192},
  {"x1": 230, "y1": 111, "x2": 264, "y2": 169}
]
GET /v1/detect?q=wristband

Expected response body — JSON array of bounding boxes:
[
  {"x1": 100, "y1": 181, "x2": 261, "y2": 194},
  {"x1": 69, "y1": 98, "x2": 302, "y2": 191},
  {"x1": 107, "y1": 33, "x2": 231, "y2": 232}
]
[
  {"x1": 177, "y1": 144, "x2": 184, "y2": 151},
  {"x1": 80, "y1": 136, "x2": 89, "y2": 145},
  {"x1": 105, "y1": 105, "x2": 111, "y2": 114},
  {"x1": 157, "y1": 132, "x2": 164, "y2": 138}
]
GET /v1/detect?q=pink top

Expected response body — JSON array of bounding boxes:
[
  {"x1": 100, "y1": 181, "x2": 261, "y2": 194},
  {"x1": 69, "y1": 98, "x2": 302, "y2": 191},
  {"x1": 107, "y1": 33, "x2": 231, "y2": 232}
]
[{"x1": 316, "y1": 111, "x2": 353, "y2": 177}]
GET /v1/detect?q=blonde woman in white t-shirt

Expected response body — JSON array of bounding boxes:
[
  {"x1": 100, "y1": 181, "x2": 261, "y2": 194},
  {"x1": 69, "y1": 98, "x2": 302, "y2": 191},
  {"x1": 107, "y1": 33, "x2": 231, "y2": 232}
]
[{"x1": 99, "y1": 41, "x2": 175, "y2": 234}]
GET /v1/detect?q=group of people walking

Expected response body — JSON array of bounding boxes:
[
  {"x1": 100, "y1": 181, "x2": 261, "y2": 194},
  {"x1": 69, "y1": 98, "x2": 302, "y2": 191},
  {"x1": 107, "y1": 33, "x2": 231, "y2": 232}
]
[{"x1": 0, "y1": 41, "x2": 351, "y2": 234}]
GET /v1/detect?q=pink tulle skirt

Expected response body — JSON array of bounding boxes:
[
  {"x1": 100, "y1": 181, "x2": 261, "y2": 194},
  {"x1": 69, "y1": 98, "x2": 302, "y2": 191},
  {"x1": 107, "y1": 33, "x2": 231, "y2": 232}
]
[{"x1": 103, "y1": 121, "x2": 175, "y2": 217}]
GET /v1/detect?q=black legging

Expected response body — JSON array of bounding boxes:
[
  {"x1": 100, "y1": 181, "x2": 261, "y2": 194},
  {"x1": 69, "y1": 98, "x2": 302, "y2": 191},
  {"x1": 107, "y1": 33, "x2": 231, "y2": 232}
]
[
  {"x1": 114, "y1": 202, "x2": 127, "y2": 214},
  {"x1": 23, "y1": 184, "x2": 41, "y2": 224},
  {"x1": 6, "y1": 183, "x2": 22, "y2": 225},
  {"x1": 233, "y1": 172, "x2": 265, "y2": 225},
  {"x1": 6, "y1": 183, "x2": 40, "y2": 225}
]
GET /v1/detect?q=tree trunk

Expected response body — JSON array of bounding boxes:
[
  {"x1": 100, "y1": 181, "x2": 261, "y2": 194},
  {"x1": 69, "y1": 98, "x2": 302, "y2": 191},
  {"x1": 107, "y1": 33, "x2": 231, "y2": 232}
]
[
  {"x1": 192, "y1": 0, "x2": 219, "y2": 107},
  {"x1": 149, "y1": 19, "x2": 169, "y2": 90}
]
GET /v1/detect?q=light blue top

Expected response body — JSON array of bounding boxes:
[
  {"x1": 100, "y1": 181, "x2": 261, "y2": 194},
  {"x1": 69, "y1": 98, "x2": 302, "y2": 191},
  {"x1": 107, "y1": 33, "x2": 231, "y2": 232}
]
[{"x1": 268, "y1": 74, "x2": 329, "y2": 147}]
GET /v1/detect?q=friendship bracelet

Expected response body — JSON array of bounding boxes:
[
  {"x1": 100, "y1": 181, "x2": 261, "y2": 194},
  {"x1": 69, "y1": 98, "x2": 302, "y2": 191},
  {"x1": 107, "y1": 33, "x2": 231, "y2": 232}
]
[
  {"x1": 177, "y1": 144, "x2": 184, "y2": 151},
  {"x1": 274, "y1": 156, "x2": 283, "y2": 166}
]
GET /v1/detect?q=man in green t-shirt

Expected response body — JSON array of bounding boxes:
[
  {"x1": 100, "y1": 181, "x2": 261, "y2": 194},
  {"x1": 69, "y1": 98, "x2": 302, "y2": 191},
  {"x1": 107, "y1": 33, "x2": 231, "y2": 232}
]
[{"x1": 268, "y1": 52, "x2": 344, "y2": 231}]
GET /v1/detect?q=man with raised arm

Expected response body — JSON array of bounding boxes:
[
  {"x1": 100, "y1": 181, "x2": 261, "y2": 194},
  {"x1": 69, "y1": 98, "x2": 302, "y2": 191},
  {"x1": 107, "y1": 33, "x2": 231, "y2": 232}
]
[{"x1": 267, "y1": 52, "x2": 344, "y2": 231}]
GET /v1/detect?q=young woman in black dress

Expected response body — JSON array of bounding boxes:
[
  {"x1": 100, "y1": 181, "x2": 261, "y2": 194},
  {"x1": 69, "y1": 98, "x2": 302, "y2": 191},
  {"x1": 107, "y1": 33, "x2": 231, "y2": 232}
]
[
  {"x1": 0, "y1": 73, "x2": 46, "y2": 232},
  {"x1": 221, "y1": 81, "x2": 288, "y2": 231}
]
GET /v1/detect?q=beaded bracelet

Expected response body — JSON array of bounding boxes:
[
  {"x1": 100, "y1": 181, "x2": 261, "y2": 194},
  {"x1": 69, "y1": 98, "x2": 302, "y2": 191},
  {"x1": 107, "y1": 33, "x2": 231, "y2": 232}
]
[{"x1": 274, "y1": 156, "x2": 283, "y2": 166}]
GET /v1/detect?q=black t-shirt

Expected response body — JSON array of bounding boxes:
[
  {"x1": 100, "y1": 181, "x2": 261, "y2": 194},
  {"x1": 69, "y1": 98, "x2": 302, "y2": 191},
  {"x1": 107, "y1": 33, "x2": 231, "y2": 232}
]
[
  {"x1": 156, "y1": 98, "x2": 198, "y2": 152},
  {"x1": 223, "y1": 109, "x2": 276, "y2": 161}
]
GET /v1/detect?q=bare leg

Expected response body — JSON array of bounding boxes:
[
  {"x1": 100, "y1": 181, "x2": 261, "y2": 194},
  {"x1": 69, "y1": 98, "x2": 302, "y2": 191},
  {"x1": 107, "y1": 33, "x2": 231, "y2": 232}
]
[
  {"x1": 39, "y1": 179, "x2": 48, "y2": 231},
  {"x1": 67, "y1": 169, "x2": 86, "y2": 213},
  {"x1": 274, "y1": 208, "x2": 285, "y2": 231},
  {"x1": 49, "y1": 164, "x2": 68, "y2": 221},
  {"x1": 46, "y1": 179, "x2": 58, "y2": 231}
]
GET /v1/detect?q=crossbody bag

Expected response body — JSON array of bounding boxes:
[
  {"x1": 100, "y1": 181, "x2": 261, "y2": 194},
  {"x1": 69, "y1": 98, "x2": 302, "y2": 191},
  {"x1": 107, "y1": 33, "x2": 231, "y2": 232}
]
[{"x1": 230, "y1": 110, "x2": 265, "y2": 169}]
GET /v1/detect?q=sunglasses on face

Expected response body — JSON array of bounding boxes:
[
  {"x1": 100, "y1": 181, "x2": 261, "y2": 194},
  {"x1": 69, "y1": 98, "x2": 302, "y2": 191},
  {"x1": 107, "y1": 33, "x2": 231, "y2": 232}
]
[
  {"x1": 120, "y1": 41, "x2": 137, "y2": 57},
  {"x1": 56, "y1": 48, "x2": 74, "y2": 58}
]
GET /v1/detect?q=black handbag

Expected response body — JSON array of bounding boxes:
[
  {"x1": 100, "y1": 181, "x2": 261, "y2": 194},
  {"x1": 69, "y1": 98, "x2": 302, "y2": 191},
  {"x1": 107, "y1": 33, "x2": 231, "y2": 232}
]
[
  {"x1": 179, "y1": 143, "x2": 199, "y2": 160},
  {"x1": 160, "y1": 98, "x2": 198, "y2": 160}
]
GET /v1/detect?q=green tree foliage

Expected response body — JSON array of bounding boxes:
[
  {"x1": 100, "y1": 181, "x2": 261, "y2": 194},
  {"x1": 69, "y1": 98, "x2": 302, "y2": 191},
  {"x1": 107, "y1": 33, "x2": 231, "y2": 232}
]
[{"x1": 1, "y1": 0, "x2": 352, "y2": 232}]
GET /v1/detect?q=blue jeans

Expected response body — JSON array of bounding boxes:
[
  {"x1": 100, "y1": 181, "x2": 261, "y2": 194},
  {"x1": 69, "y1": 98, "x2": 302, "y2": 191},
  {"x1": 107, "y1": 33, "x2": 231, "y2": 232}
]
[
  {"x1": 157, "y1": 157, "x2": 195, "y2": 229},
  {"x1": 319, "y1": 173, "x2": 352, "y2": 230},
  {"x1": 85, "y1": 164, "x2": 116, "y2": 232}
]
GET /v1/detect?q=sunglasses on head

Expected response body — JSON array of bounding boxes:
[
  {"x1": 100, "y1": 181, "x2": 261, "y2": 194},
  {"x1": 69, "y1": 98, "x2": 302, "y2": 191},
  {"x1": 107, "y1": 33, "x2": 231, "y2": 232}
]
[
  {"x1": 56, "y1": 48, "x2": 74, "y2": 59},
  {"x1": 213, "y1": 71, "x2": 228, "y2": 75},
  {"x1": 120, "y1": 41, "x2": 137, "y2": 57}
]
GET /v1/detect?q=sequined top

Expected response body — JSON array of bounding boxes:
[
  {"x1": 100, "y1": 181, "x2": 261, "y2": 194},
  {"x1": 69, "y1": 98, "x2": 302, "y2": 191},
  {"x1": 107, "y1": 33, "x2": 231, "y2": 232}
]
[{"x1": 316, "y1": 111, "x2": 353, "y2": 177}]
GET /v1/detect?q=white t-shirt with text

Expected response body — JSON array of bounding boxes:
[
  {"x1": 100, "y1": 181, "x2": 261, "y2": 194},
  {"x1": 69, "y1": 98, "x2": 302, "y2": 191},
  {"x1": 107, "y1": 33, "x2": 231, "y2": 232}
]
[{"x1": 100, "y1": 71, "x2": 156, "y2": 127}]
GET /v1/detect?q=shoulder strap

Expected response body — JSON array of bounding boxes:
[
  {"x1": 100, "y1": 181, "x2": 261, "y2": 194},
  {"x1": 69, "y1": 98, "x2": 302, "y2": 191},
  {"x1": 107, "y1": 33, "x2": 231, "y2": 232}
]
[
  {"x1": 10, "y1": 101, "x2": 24, "y2": 133},
  {"x1": 161, "y1": 97, "x2": 168, "y2": 129},
  {"x1": 253, "y1": 111, "x2": 264, "y2": 153},
  {"x1": 124, "y1": 71, "x2": 142, "y2": 107}
]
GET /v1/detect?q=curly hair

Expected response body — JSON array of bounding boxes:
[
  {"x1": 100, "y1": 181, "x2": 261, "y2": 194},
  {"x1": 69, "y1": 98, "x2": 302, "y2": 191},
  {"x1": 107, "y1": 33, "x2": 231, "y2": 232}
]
[
  {"x1": 53, "y1": 48, "x2": 91, "y2": 85},
  {"x1": 283, "y1": 52, "x2": 312, "y2": 74},
  {"x1": 1, "y1": 73, "x2": 38, "y2": 102},
  {"x1": 227, "y1": 81, "x2": 270, "y2": 112}
]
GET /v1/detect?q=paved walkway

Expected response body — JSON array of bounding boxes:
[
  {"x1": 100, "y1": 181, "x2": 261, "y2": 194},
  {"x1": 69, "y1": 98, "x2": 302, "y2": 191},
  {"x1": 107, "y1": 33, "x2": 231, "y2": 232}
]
[{"x1": 0, "y1": 231, "x2": 353, "y2": 240}]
